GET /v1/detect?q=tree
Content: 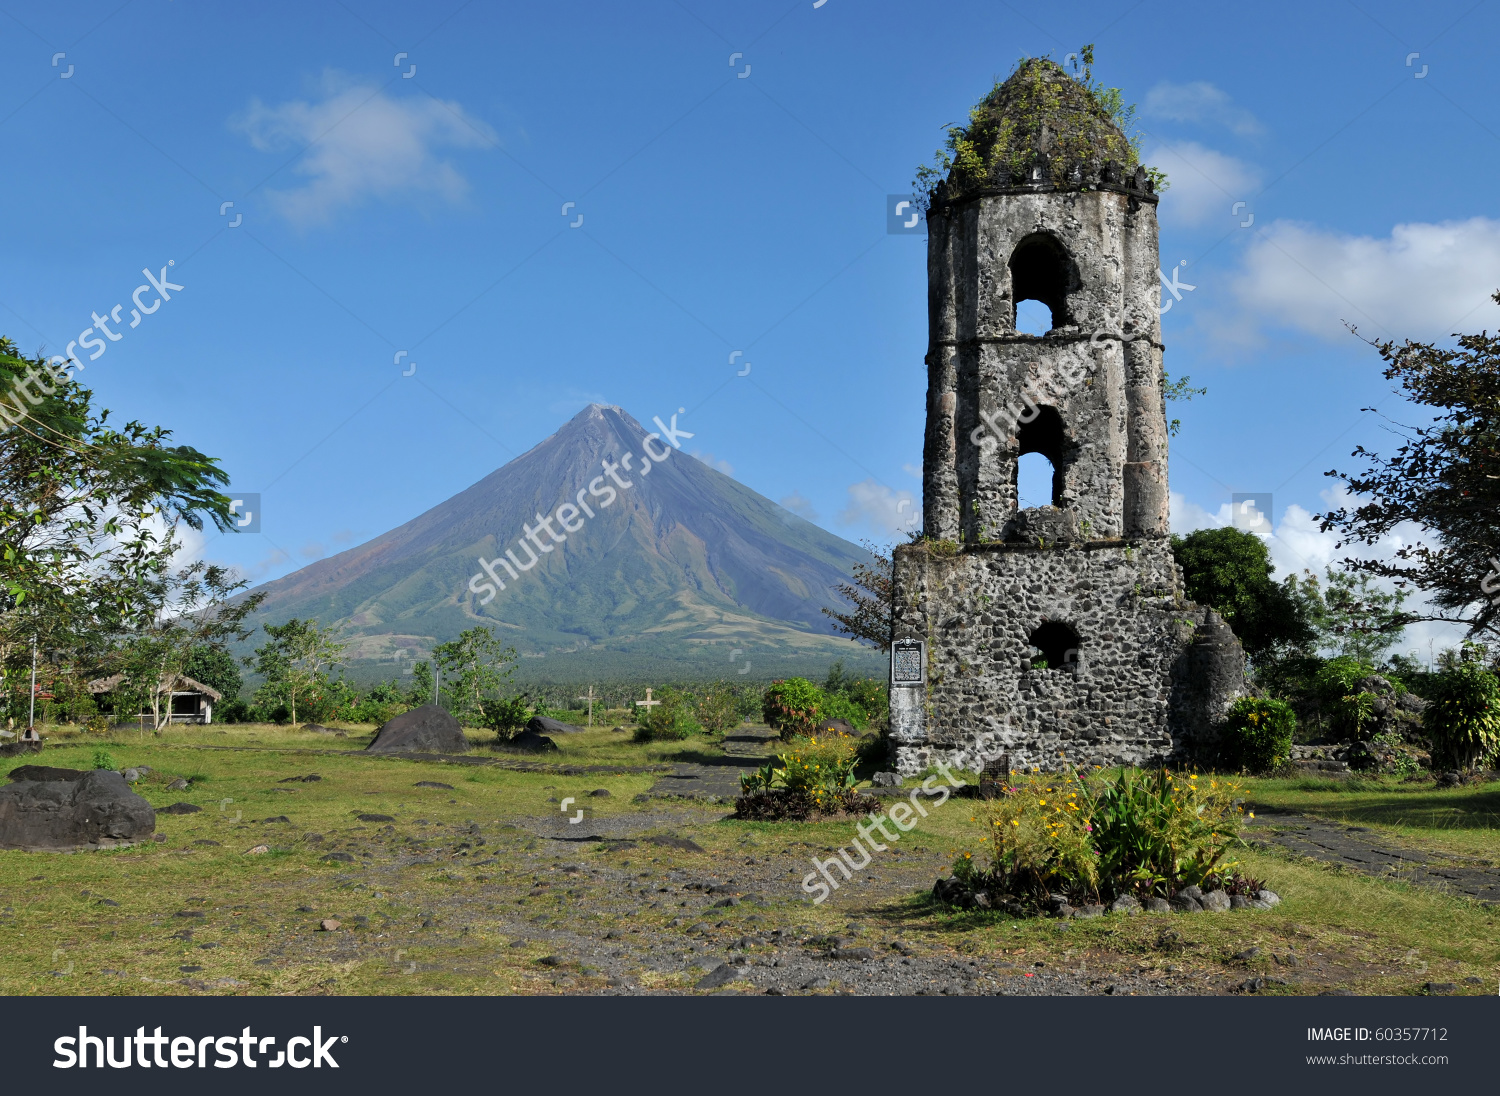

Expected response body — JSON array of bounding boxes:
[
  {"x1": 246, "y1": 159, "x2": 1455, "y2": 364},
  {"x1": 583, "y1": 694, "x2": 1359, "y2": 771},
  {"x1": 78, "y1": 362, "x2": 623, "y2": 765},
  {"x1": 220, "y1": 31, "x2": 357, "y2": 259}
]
[
  {"x1": 1171, "y1": 528, "x2": 1314, "y2": 662},
  {"x1": 249, "y1": 618, "x2": 347, "y2": 725},
  {"x1": 431, "y1": 626, "x2": 516, "y2": 722},
  {"x1": 1321, "y1": 296, "x2": 1500, "y2": 639},
  {"x1": 185, "y1": 644, "x2": 242, "y2": 702},
  {"x1": 823, "y1": 541, "x2": 894, "y2": 651},
  {"x1": 1288, "y1": 568, "x2": 1409, "y2": 664},
  {"x1": 0, "y1": 337, "x2": 240, "y2": 723},
  {"x1": 104, "y1": 562, "x2": 263, "y2": 731}
]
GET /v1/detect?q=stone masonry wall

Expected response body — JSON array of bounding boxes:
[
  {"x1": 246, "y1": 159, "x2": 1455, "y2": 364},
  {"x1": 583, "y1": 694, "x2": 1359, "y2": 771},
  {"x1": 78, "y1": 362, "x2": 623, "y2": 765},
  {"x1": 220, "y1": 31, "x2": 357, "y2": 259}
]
[{"x1": 890, "y1": 537, "x2": 1236, "y2": 775}]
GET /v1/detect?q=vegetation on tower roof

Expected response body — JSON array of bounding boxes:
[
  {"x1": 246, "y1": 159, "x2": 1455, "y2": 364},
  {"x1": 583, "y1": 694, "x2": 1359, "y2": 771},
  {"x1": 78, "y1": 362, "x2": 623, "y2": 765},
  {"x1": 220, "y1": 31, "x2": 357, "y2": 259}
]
[{"x1": 915, "y1": 46, "x2": 1168, "y2": 206}]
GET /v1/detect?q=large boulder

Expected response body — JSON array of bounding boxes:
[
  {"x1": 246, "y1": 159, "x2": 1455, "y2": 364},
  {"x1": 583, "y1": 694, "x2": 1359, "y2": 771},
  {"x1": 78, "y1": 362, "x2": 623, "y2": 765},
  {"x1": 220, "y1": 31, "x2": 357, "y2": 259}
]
[
  {"x1": 526, "y1": 715, "x2": 582, "y2": 736},
  {"x1": 366, "y1": 705, "x2": 469, "y2": 754},
  {"x1": 0, "y1": 766, "x2": 155, "y2": 850},
  {"x1": 504, "y1": 730, "x2": 558, "y2": 753}
]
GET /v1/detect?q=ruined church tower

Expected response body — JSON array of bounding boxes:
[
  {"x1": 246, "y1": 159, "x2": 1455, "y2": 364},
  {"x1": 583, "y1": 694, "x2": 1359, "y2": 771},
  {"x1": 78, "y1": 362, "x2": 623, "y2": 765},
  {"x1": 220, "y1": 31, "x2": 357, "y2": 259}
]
[{"x1": 888, "y1": 58, "x2": 1245, "y2": 774}]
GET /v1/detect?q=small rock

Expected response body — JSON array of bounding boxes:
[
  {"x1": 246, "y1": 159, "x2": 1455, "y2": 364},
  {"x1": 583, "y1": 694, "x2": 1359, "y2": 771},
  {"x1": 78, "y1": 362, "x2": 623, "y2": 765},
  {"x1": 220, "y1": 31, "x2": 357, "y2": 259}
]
[
  {"x1": 321, "y1": 852, "x2": 355, "y2": 863},
  {"x1": 1178, "y1": 884, "x2": 1204, "y2": 901},
  {"x1": 695, "y1": 963, "x2": 741, "y2": 989},
  {"x1": 357, "y1": 813, "x2": 395, "y2": 822},
  {"x1": 245, "y1": 845, "x2": 271, "y2": 855},
  {"x1": 1074, "y1": 903, "x2": 1106, "y2": 919},
  {"x1": 161, "y1": 802, "x2": 201, "y2": 815},
  {"x1": 1144, "y1": 897, "x2": 1172, "y2": 914},
  {"x1": 1110, "y1": 895, "x2": 1142, "y2": 915},
  {"x1": 688, "y1": 922, "x2": 713, "y2": 934},
  {"x1": 414, "y1": 782, "x2": 454, "y2": 790},
  {"x1": 167, "y1": 778, "x2": 189, "y2": 790},
  {"x1": 588, "y1": 789, "x2": 611, "y2": 797},
  {"x1": 1233, "y1": 947, "x2": 1262, "y2": 961},
  {"x1": 95, "y1": 898, "x2": 119, "y2": 907},
  {"x1": 261, "y1": 816, "x2": 290, "y2": 824},
  {"x1": 1230, "y1": 895, "x2": 1253, "y2": 910},
  {"x1": 712, "y1": 896, "x2": 741, "y2": 908},
  {"x1": 538, "y1": 955, "x2": 562, "y2": 967},
  {"x1": 1170, "y1": 894, "x2": 1203, "y2": 913},
  {"x1": 1199, "y1": 890, "x2": 1232, "y2": 912},
  {"x1": 1239, "y1": 977, "x2": 1266, "y2": 993},
  {"x1": 1424, "y1": 982, "x2": 1456, "y2": 995},
  {"x1": 871, "y1": 772, "x2": 902, "y2": 787},
  {"x1": 800, "y1": 976, "x2": 831, "y2": 990},
  {"x1": 831, "y1": 947, "x2": 874, "y2": 960},
  {"x1": 1464, "y1": 976, "x2": 1483, "y2": 985},
  {"x1": 1256, "y1": 889, "x2": 1281, "y2": 907},
  {"x1": 122, "y1": 769, "x2": 141, "y2": 783},
  {"x1": 318, "y1": 919, "x2": 341, "y2": 931}
]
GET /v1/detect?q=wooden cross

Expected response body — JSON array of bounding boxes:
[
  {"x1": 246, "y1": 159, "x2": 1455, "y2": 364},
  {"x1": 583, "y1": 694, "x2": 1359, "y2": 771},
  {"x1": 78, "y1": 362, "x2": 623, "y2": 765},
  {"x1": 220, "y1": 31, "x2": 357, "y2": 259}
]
[
  {"x1": 577, "y1": 685, "x2": 598, "y2": 727},
  {"x1": 635, "y1": 688, "x2": 662, "y2": 713}
]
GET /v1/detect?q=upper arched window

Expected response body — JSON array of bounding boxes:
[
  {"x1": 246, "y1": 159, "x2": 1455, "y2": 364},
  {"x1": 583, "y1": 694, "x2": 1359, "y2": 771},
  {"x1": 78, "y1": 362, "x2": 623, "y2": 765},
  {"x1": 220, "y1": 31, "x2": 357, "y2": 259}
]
[{"x1": 1009, "y1": 234, "x2": 1077, "y2": 332}]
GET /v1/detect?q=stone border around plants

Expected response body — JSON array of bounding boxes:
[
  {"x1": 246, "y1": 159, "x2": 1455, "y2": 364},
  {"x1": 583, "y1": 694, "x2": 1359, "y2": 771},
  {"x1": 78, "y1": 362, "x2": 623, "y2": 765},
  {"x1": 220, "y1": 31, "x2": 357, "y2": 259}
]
[{"x1": 933, "y1": 876, "x2": 1281, "y2": 918}]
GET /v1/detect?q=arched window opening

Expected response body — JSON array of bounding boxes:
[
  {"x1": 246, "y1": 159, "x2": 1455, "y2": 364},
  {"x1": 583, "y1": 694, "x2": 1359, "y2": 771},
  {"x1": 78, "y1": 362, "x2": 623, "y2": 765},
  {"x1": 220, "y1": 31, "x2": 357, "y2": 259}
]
[
  {"x1": 1009, "y1": 234, "x2": 1076, "y2": 332},
  {"x1": 1016, "y1": 405, "x2": 1066, "y2": 507},
  {"x1": 1028, "y1": 621, "x2": 1080, "y2": 671}
]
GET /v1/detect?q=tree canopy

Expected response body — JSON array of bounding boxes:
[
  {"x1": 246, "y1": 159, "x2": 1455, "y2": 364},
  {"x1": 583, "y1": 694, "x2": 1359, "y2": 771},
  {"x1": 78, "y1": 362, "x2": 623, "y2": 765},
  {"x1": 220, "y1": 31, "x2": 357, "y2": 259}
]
[{"x1": 1321, "y1": 295, "x2": 1500, "y2": 640}]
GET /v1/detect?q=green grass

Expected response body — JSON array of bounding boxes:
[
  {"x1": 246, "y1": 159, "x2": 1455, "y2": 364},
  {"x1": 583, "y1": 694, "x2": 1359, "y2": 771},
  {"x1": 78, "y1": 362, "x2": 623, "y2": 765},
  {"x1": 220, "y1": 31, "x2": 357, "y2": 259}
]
[
  {"x1": 1244, "y1": 773, "x2": 1500, "y2": 860},
  {"x1": 3, "y1": 726, "x2": 1499, "y2": 995}
]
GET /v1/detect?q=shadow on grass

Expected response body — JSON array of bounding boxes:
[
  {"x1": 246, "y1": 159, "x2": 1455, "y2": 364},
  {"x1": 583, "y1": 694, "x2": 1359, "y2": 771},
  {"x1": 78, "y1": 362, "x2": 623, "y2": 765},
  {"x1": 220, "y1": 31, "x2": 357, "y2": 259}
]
[{"x1": 1254, "y1": 779, "x2": 1500, "y2": 832}]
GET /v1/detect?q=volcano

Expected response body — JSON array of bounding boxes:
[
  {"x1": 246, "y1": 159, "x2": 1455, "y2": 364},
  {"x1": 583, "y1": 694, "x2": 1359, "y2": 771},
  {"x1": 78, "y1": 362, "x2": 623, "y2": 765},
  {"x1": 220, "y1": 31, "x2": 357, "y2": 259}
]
[{"x1": 242, "y1": 404, "x2": 880, "y2": 681}]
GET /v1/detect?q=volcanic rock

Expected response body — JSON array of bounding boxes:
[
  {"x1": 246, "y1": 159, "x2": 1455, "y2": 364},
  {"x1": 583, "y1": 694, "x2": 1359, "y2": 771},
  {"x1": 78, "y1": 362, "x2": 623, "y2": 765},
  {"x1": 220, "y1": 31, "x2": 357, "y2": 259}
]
[
  {"x1": 366, "y1": 704, "x2": 469, "y2": 754},
  {"x1": 0, "y1": 767, "x2": 155, "y2": 850}
]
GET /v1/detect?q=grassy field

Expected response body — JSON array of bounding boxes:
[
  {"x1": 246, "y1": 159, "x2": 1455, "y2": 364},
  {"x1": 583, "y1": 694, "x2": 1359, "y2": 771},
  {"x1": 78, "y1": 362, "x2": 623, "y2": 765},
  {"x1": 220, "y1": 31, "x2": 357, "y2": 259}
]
[{"x1": 0, "y1": 722, "x2": 1496, "y2": 995}]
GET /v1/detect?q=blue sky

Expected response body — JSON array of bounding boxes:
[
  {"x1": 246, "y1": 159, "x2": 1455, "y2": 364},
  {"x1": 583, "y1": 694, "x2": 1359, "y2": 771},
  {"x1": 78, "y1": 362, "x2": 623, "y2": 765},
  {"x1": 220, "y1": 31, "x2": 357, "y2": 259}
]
[{"x1": 2, "y1": 0, "x2": 1494, "y2": 658}]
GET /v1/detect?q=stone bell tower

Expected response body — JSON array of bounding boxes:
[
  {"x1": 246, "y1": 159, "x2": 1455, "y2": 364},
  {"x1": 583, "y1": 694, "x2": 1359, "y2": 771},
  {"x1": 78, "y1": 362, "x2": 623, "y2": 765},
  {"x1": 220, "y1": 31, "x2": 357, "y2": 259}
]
[{"x1": 888, "y1": 58, "x2": 1245, "y2": 775}]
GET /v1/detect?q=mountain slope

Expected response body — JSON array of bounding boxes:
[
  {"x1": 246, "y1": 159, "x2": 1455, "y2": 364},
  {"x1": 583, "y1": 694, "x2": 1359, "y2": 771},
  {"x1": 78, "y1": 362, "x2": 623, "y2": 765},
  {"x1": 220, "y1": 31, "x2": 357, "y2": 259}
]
[{"x1": 243, "y1": 405, "x2": 881, "y2": 680}]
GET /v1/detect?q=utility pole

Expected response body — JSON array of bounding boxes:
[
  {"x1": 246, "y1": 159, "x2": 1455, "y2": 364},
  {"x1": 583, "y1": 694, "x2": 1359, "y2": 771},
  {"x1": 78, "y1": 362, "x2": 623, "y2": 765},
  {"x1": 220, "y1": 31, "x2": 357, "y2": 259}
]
[
  {"x1": 28, "y1": 634, "x2": 36, "y2": 731},
  {"x1": 433, "y1": 664, "x2": 441, "y2": 707}
]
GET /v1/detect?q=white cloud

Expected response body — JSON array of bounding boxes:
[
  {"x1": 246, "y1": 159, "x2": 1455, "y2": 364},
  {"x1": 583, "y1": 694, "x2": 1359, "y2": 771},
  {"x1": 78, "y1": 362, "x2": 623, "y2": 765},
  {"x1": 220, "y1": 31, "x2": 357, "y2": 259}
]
[
  {"x1": 235, "y1": 72, "x2": 495, "y2": 225},
  {"x1": 779, "y1": 491, "x2": 819, "y2": 521},
  {"x1": 1144, "y1": 81, "x2": 1262, "y2": 136},
  {"x1": 902, "y1": 463, "x2": 922, "y2": 480},
  {"x1": 690, "y1": 450, "x2": 734, "y2": 476},
  {"x1": 1229, "y1": 217, "x2": 1500, "y2": 342},
  {"x1": 1146, "y1": 141, "x2": 1260, "y2": 228},
  {"x1": 838, "y1": 479, "x2": 918, "y2": 535}
]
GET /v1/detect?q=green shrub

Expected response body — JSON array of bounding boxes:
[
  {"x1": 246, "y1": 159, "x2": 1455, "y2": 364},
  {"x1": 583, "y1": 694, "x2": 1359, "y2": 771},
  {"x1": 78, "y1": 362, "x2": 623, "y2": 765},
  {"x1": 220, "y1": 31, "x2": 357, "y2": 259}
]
[
  {"x1": 761, "y1": 678, "x2": 823, "y2": 739},
  {"x1": 738, "y1": 734, "x2": 860, "y2": 815},
  {"x1": 91, "y1": 749, "x2": 117, "y2": 771},
  {"x1": 479, "y1": 695, "x2": 532, "y2": 737},
  {"x1": 692, "y1": 683, "x2": 740, "y2": 736},
  {"x1": 632, "y1": 688, "x2": 699, "y2": 742},
  {"x1": 817, "y1": 690, "x2": 866, "y2": 729},
  {"x1": 1221, "y1": 696, "x2": 1296, "y2": 773},
  {"x1": 956, "y1": 767, "x2": 1249, "y2": 902},
  {"x1": 1424, "y1": 660, "x2": 1500, "y2": 771},
  {"x1": 1314, "y1": 655, "x2": 1377, "y2": 737}
]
